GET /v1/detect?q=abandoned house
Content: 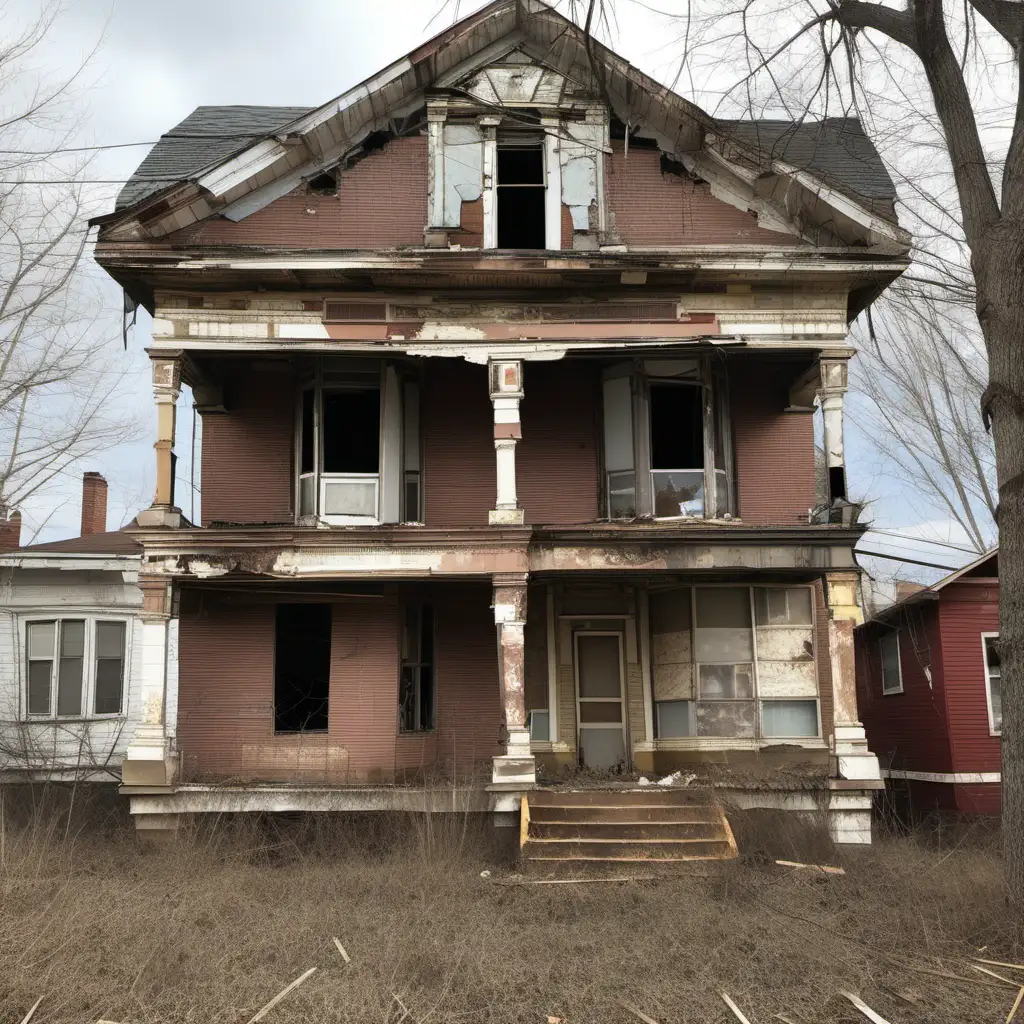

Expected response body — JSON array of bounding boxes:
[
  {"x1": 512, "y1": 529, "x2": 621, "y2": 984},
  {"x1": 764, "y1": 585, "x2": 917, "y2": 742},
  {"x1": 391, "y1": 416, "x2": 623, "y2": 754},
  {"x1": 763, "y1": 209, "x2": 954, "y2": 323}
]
[
  {"x1": 0, "y1": 475, "x2": 146, "y2": 783},
  {"x1": 856, "y1": 550, "x2": 1001, "y2": 817},
  {"x1": 89, "y1": 0, "x2": 910, "y2": 846}
]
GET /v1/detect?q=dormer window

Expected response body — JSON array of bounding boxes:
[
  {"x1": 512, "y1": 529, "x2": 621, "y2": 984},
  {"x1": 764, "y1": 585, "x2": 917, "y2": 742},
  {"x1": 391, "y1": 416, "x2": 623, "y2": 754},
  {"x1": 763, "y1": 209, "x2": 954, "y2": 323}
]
[{"x1": 497, "y1": 131, "x2": 546, "y2": 248}]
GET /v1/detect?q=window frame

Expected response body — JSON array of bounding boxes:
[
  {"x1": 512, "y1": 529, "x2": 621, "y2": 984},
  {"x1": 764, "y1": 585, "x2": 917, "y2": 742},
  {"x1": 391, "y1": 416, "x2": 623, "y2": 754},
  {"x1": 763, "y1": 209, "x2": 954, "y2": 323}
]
[
  {"x1": 21, "y1": 615, "x2": 131, "y2": 721},
  {"x1": 879, "y1": 631, "x2": 904, "y2": 695},
  {"x1": 981, "y1": 631, "x2": 1001, "y2": 736},
  {"x1": 399, "y1": 602, "x2": 436, "y2": 734}
]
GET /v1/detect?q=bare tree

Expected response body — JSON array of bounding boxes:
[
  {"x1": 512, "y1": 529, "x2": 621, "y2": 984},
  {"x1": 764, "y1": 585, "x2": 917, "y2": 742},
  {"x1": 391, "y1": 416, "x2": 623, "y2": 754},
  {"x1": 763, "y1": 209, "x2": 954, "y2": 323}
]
[
  {"x1": 569, "y1": 0, "x2": 1024, "y2": 901},
  {"x1": 0, "y1": 3, "x2": 136, "y2": 522}
]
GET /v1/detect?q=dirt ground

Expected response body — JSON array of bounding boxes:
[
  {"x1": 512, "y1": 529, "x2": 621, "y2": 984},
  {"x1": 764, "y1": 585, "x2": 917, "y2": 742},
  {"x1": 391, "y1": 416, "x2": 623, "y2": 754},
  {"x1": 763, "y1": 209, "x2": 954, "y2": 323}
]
[{"x1": 0, "y1": 799, "x2": 1019, "y2": 1024}]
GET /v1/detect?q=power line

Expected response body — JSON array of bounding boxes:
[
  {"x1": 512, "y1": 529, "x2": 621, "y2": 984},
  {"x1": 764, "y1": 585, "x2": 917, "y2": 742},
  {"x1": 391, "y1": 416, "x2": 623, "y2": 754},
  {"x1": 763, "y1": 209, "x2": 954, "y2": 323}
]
[
  {"x1": 857, "y1": 549, "x2": 957, "y2": 572},
  {"x1": 0, "y1": 131, "x2": 305, "y2": 155},
  {"x1": 863, "y1": 528, "x2": 980, "y2": 554}
]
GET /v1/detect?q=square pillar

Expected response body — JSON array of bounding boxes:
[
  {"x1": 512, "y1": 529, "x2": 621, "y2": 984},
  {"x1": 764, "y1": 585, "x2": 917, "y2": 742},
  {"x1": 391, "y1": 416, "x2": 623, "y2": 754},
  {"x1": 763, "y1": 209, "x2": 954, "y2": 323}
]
[
  {"x1": 491, "y1": 573, "x2": 535, "y2": 786},
  {"x1": 121, "y1": 577, "x2": 179, "y2": 791},
  {"x1": 826, "y1": 571, "x2": 880, "y2": 784},
  {"x1": 819, "y1": 358, "x2": 850, "y2": 503},
  {"x1": 488, "y1": 359, "x2": 525, "y2": 526},
  {"x1": 136, "y1": 355, "x2": 184, "y2": 529}
]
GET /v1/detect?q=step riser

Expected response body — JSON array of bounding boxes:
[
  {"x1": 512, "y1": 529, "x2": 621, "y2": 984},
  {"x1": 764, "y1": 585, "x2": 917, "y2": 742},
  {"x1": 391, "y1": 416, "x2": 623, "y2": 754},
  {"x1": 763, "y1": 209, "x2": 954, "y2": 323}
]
[
  {"x1": 532, "y1": 823, "x2": 720, "y2": 841},
  {"x1": 528, "y1": 789, "x2": 713, "y2": 808},
  {"x1": 524, "y1": 839, "x2": 732, "y2": 861},
  {"x1": 529, "y1": 805, "x2": 721, "y2": 824}
]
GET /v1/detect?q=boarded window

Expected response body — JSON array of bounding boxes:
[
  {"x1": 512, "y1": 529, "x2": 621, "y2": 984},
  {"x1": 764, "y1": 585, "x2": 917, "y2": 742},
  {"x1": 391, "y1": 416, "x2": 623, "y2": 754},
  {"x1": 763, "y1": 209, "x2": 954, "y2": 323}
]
[
  {"x1": 880, "y1": 632, "x2": 902, "y2": 694},
  {"x1": 274, "y1": 604, "x2": 331, "y2": 732}
]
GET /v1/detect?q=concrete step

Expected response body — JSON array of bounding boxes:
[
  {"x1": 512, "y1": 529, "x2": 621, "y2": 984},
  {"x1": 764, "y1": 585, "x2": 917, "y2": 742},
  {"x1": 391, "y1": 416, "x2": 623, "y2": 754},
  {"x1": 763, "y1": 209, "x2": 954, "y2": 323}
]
[
  {"x1": 523, "y1": 838, "x2": 733, "y2": 861},
  {"x1": 528, "y1": 788, "x2": 713, "y2": 808},
  {"x1": 531, "y1": 821, "x2": 722, "y2": 841},
  {"x1": 529, "y1": 803, "x2": 722, "y2": 824}
]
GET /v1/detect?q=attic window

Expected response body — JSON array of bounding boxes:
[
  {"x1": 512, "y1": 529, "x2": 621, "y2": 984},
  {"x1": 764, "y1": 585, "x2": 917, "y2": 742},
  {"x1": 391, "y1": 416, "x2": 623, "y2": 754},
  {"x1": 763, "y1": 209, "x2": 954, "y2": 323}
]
[
  {"x1": 497, "y1": 133, "x2": 546, "y2": 248},
  {"x1": 308, "y1": 171, "x2": 338, "y2": 196}
]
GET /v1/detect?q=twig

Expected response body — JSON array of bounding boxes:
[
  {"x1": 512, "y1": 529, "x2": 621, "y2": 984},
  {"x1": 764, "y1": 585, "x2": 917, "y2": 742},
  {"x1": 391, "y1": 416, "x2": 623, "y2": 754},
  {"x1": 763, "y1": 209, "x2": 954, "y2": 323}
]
[
  {"x1": 392, "y1": 991, "x2": 414, "y2": 1023},
  {"x1": 499, "y1": 876, "x2": 661, "y2": 885},
  {"x1": 1007, "y1": 986, "x2": 1024, "y2": 1023},
  {"x1": 775, "y1": 1015, "x2": 800, "y2": 1024},
  {"x1": 246, "y1": 967, "x2": 317, "y2": 1024},
  {"x1": 775, "y1": 858, "x2": 845, "y2": 875},
  {"x1": 839, "y1": 992, "x2": 892, "y2": 1024},
  {"x1": 884, "y1": 958, "x2": 1011, "y2": 990},
  {"x1": 972, "y1": 964, "x2": 1021, "y2": 987},
  {"x1": 617, "y1": 1000, "x2": 660, "y2": 1024},
  {"x1": 978, "y1": 958, "x2": 1024, "y2": 972},
  {"x1": 333, "y1": 936, "x2": 351, "y2": 963},
  {"x1": 720, "y1": 991, "x2": 753, "y2": 1024},
  {"x1": 20, "y1": 997, "x2": 43, "y2": 1024}
]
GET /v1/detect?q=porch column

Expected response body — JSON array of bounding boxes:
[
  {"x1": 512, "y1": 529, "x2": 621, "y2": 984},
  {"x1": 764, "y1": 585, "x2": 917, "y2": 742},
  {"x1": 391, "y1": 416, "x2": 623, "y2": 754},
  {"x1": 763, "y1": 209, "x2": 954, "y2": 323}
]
[
  {"x1": 122, "y1": 576, "x2": 179, "y2": 800},
  {"x1": 488, "y1": 359, "x2": 525, "y2": 526},
  {"x1": 826, "y1": 571, "x2": 880, "y2": 784},
  {"x1": 819, "y1": 358, "x2": 850, "y2": 503},
  {"x1": 491, "y1": 572, "x2": 535, "y2": 786},
  {"x1": 136, "y1": 355, "x2": 183, "y2": 529}
]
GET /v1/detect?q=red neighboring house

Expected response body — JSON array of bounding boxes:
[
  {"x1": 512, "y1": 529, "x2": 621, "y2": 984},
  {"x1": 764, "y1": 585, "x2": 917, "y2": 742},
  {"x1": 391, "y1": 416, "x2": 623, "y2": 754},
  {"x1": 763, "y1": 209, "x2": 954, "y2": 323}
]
[{"x1": 855, "y1": 551, "x2": 1001, "y2": 816}]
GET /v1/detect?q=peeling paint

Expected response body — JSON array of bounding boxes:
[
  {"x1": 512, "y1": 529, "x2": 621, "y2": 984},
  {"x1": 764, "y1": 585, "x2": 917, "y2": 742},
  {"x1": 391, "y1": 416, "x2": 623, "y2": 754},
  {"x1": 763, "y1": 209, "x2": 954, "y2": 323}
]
[{"x1": 440, "y1": 123, "x2": 483, "y2": 229}]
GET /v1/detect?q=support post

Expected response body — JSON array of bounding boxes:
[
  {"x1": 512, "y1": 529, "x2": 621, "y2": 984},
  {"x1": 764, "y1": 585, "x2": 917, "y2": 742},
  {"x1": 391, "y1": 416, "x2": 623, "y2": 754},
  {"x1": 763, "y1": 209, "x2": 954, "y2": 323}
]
[
  {"x1": 491, "y1": 573, "x2": 535, "y2": 786},
  {"x1": 136, "y1": 355, "x2": 183, "y2": 529},
  {"x1": 488, "y1": 359, "x2": 525, "y2": 526},
  {"x1": 819, "y1": 358, "x2": 850, "y2": 502},
  {"x1": 121, "y1": 576, "x2": 179, "y2": 797}
]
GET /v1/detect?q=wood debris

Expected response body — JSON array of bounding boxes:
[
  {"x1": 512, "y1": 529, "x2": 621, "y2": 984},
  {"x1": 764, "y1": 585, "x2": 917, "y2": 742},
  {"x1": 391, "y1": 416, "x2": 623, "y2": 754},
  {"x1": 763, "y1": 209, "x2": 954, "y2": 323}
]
[
  {"x1": 978, "y1": 958, "x2": 1024, "y2": 972},
  {"x1": 719, "y1": 990, "x2": 753, "y2": 1024},
  {"x1": 19, "y1": 997, "x2": 43, "y2": 1024},
  {"x1": 972, "y1": 964, "x2": 1021, "y2": 987},
  {"x1": 617, "y1": 999, "x2": 660, "y2": 1024},
  {"x1": 775, "y1": 859, "x2": 845, "y2": 876},
  {"x1": 333, "y1": 936, "x2": 351, "y2": 963},
  {"x1": 885, "y1": 958, "x2": 1012, "y2": 990},
  {"x1": 839, "y1": 991, "x2": 892, "y2": 1024},
  {"x1": 246, "y1": 966, "x2": 318, "y2": 1024},
  {"x1": 1007, "y1": 986, "x2": 1024, "y2": 1023}
]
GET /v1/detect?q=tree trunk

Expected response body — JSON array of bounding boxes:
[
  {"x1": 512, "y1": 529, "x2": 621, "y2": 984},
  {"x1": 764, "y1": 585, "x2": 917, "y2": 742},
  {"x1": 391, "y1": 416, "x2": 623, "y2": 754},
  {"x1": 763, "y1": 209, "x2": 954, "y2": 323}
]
[{"x1": 973, "y1": 223, "x2": 1024, "y2": 908}]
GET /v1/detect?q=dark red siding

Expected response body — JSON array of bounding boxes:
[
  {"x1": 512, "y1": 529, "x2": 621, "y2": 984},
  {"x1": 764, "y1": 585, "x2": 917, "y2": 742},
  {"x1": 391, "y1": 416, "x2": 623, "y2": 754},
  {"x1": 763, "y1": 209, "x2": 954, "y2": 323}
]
[
  {"x1": 605, "y1": 142, "x2": 801, "y2": 247},
  {"x1": 167, "y1": 137, "x2": 428, "y2": 249},
  {"x1": 201, "y1": 364, "x2": 294, "y2": 525},
  {"x1": 730, "y1": 359, "x2": 816, "y2": 525}
]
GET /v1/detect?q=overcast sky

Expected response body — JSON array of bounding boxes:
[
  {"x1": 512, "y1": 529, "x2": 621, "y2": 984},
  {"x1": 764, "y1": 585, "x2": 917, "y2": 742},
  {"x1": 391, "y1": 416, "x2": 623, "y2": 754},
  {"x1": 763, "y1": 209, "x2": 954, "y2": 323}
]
[{"x1": 5, "y1": 0, "x2": 982, "y2": 579}]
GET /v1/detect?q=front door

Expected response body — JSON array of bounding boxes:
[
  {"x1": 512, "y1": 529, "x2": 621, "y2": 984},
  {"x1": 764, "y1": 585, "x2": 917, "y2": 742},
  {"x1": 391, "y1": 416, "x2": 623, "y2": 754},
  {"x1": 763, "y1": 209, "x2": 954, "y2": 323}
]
[{"x1": 574, "y1": 631, "x2": 627, "y2": 770}]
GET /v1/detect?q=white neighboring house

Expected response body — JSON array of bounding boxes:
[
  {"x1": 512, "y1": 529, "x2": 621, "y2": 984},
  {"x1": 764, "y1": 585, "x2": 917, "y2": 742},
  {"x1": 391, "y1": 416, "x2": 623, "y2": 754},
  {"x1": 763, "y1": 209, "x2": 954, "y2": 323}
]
[{"x1": 0, "y1": 474, "x2": 146, "y2": 783}]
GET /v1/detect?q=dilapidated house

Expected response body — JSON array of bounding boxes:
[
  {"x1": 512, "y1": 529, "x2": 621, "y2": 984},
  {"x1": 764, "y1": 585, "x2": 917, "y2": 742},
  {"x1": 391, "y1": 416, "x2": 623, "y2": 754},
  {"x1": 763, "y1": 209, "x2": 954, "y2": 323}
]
[{"x1": 91, "y1": 0, "x2": 909, "y2": 846}]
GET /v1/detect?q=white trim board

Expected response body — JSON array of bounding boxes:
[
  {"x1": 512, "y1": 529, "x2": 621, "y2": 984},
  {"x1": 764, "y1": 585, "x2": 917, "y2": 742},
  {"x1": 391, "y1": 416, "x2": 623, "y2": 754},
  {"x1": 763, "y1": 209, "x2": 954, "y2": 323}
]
[{"x1": 882, "y1": 769, "x2": 1001, "y2": 785}]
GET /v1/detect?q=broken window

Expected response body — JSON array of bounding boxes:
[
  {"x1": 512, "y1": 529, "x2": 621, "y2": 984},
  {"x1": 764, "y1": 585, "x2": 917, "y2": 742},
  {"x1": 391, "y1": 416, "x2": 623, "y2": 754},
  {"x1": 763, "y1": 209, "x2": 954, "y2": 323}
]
[
  {"x1": 297, "y1": 361, "x2": 417, "y2": 524},
  {"x1": 879, "y1": 631, "x2": 902, "y2": 695},
  {"x1": 602, "y1": 358, "x2": 733, "y2": 520},
  {"x1": 983, "y1": 634, "x2": 1001, "y2": 734},
  {"x1": 651, "y1": 586, "x2": 820, "y2": 741},
  {"x1": 307, "y1": 170, "x2": 338, "y2": 195},
  {"x1": 24, "y1": 617, "x2": 127, "y2": 719},
  {"x1": 274, "y1": 603, "x2": 331, "y2": 733},
  {"x1": 399, "y1": 603, "x2": 434, "y2": 732},
  {"x1": 497, "y1": 134, "x2": 546, "y2": 248}
]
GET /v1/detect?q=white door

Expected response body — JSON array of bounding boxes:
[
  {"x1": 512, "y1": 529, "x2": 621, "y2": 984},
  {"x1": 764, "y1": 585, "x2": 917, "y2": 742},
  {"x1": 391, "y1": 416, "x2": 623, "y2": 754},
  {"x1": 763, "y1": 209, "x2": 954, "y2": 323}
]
[{"x1": 574, "y1": 631, "x2": 627, "y2": 770}]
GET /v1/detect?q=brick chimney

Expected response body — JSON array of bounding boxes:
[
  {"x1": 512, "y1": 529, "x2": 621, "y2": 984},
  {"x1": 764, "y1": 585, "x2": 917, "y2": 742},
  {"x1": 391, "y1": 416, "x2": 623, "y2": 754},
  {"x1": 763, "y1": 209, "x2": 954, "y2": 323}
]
[
  {"x1": 0, "y1": 508, "x2": 21, "y2": 552},
  {"x1": 81, "y1": 472, "x2": 108, "y2": 536}
]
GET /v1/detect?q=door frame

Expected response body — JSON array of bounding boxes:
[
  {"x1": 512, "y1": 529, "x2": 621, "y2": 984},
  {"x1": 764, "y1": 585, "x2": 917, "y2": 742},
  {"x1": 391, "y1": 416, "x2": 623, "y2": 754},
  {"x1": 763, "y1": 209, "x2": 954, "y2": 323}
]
[{"x1": 572, "y1": 629, "x2": 628, "y2": 768}]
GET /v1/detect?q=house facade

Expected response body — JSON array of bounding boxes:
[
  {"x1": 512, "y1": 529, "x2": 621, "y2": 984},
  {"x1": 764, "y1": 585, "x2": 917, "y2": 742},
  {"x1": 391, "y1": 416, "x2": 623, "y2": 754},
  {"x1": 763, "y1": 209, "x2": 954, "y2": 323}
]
[
  {"x1": 91, "y1": 0, "x2": 908, "y2": 841},
  {"x1": 856, "y1": 551, "x2": 1001, "y2": 817},
  {"x1": 0, "y1": 475, "x2": 147, "y2": 783}
]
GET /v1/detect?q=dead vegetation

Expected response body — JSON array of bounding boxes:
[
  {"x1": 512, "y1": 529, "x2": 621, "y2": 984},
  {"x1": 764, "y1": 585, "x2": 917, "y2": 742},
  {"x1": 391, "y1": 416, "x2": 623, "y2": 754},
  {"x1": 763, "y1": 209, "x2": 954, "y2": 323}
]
[{"x1": 0, "y1": 794, "x2": 1019, "y2": 1024}]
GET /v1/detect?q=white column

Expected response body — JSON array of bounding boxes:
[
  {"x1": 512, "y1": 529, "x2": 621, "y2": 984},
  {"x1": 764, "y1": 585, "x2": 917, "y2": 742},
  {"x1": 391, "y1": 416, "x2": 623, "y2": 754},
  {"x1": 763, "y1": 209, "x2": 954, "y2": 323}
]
[
  {"x1": 480, "y1": 116, "x2": 500, "y2": 250},
  {"x1": 488, "y1": 359, "x2": 525, "y2": 526},
  {"x1": 136, "y1": 355, "x2": 183, "y2": 529},
  {"x1": 819, "y1": 358, "x2": 850, "y2": 502},
  {"x1": 491, "y1": 574, "x2": 535, "y2": 786}
]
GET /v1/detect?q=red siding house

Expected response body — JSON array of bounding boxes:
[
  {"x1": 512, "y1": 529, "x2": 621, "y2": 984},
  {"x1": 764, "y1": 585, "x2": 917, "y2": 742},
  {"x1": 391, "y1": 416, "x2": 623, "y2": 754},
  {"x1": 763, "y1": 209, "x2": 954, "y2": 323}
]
[
  {"x1": 855, "y1": 551, "x2": 1001, "y2": 816},
  {"x1": 87, "y1": 0, "x2": 910, "y2": 844}
]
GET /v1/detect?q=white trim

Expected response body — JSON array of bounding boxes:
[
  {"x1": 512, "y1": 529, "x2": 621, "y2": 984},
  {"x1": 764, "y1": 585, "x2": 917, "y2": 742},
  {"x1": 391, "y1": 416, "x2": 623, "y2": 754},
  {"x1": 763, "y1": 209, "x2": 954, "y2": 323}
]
[
  {"x1": 982, "y1": 631, "x2": 1002, "y2": 737},
  {"x1": 0, "y1": 554, "x2": 139, "y2": 571},
  {"x1": 879, "y1": 630, "x2": 903, "y2": 695},
  {"x1": 638, "y1": 587, "x2": 654, "y2": 743},
  {"x1": 543, "y1": 122, "x2": 562, "y2": 249},
  {"x1": 545, "y1": 585, "x2": 558, "y2": 742},
  {"x1": 882, "y1": 769, "x2": 1001, "y2": 785}
]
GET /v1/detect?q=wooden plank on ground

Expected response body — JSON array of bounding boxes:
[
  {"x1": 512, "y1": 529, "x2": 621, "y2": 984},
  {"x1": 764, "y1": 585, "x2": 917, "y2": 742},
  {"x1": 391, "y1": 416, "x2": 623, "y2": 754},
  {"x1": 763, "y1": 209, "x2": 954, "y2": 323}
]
[
  {"x1": 840, "y1": 991, "x2": 892, "y2": 1024},
  {"x1": 333, "y1": 937, "x2": 351, "y2": 963},
  {"x1": 20, "y1": 999, "x2": 43, "y2": 1024},
  {"x1": 1008, "y1": 986, "x2": 1024, "y2": 1024},
  {"x1": 246, "y1": 967, "x2": 318, "y2": 1024},
  {"x1": 972, "y1": 964, "x2": 1021, "y2": 987},
  {"x1": 719, "y1": 991, "x2": 752, "y2": 1024},
  {"x1": 617, "y1": 999, "x2": 660, "y2": 1024}
]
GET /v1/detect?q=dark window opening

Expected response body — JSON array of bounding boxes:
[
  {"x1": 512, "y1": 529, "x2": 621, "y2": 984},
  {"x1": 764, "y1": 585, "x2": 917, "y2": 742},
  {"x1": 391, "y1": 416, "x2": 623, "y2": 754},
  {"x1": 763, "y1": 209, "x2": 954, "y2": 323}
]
[
  {"x1": 399, "y1": 604, "x2": 435, "y2": 732},
  {"x1": 322, "y1": 388, "x2": 380, "y2": 473},
  {"x1": 829, "y1": 465, "x2": 847, "y2": 501},
  {"x1": 307, "y1": 171, "x2": 337, "y2": 195},
  {"x1": 275, "y1": 603, "x2": 331, "y2": 733},
  {"x1": 300, "y1": 389, "x2": 314, "y2": 474},
  {"x1": 650, "y1": 383, "x2": 704, "y2": 469},
  {"x1": 497, "y1": 144, "x2": 546, "y2": 248}
]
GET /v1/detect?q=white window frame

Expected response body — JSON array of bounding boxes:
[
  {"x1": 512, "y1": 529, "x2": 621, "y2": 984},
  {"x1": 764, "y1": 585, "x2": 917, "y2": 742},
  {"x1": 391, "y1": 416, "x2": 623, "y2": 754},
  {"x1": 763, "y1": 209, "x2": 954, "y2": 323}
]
[
  {"x1": 879, "y1": 631, "x2": 903, "y2": 695},
  {"x1": 982, "y1": 631, "x2": 1001, "y2": 736},
  {"x1": 21, "y1": 615, "x2": 131, "y2": 721}
]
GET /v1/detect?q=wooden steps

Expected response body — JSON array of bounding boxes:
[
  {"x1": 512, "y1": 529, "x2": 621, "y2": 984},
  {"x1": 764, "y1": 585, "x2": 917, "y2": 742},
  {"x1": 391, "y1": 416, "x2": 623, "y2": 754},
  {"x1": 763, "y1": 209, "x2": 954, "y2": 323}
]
[{"x1": 521, "y1": 789, "x2": 738, "y2": 869}]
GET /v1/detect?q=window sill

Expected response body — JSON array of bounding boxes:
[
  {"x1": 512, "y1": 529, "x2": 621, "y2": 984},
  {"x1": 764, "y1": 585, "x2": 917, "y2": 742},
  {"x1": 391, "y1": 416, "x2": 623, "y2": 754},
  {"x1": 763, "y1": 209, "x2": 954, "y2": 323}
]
[{"x1": 22, "y1": 715, "x2": 126, "y2": 724}]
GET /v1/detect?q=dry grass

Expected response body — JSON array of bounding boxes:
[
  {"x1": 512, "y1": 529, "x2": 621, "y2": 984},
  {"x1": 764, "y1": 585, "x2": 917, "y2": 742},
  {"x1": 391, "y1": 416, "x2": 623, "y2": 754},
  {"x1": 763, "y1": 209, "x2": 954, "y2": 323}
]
[{"x1": 0, "y1": 793, "x2": 1020, "y2": 1024}]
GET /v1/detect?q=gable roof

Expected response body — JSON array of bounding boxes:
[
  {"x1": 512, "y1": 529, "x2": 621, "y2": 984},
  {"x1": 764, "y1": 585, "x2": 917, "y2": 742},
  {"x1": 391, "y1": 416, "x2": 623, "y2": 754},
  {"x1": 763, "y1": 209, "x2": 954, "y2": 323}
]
[
  {"x1": 14, "y1": 530, "x2": 142, "y2": 557},
  {"x1": 118, "y1": 105, "x2": 312, "y2": 210}
]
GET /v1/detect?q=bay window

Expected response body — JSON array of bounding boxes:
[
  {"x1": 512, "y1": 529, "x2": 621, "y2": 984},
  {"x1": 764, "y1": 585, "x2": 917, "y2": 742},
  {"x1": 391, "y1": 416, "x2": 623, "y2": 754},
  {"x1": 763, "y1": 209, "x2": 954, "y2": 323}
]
[
  {"x1": 297, "y1": 360, "x2": 421, "y2": 525},
  {"x1": 602, "y1": 357, "x2": 734, "y2": 520},
  {"x1": 650, "y1": 586, "x2": 820, "y2": 742},
  {"x1": 24, "y1": 617, "x2": 128, "y2": 719}
]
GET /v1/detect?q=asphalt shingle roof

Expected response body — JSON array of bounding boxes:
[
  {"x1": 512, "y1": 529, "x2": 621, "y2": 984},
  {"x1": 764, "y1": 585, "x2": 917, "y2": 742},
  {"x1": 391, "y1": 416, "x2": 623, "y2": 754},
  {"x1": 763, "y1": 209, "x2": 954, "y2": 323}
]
[
  {"x1": 116, "y1": 105, "x2": 313, "y2": 209},
  {"x1": 716, "y1": 117, "x2": 897, "y2": 201},
  {"x1": 16, "y1": 530, "x2": 142, "y2": 556},
  {"x1": 117, "y1": 107, "x2": 895, "y2": 213}
]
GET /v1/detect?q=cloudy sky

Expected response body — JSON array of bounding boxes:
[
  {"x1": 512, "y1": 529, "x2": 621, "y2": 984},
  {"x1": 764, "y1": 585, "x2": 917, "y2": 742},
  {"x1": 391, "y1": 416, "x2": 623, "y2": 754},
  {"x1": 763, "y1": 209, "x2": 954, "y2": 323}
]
[{"x1": 5, "y1": 0, "x2": 986, "y2": 579}]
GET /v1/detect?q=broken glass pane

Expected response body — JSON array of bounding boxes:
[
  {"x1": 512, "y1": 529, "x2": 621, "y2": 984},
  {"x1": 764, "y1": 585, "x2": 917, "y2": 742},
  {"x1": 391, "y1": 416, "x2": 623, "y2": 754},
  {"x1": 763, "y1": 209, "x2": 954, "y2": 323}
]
[{"x1": 652, "y1": 470, "x2": 704, "y2": 517}]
